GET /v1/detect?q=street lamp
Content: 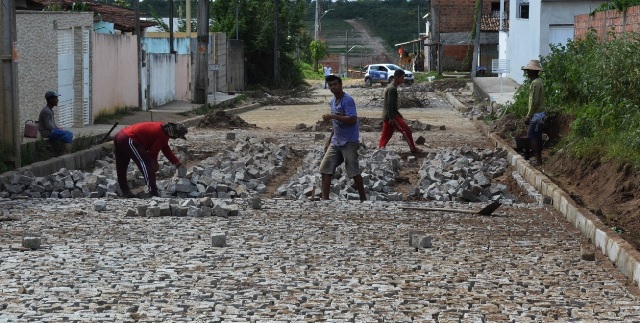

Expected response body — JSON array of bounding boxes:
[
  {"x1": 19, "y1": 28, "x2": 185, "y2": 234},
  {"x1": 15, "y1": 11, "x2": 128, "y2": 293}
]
[{"x1": 314, "y1": 2, "x2": 333, "y2": 41}]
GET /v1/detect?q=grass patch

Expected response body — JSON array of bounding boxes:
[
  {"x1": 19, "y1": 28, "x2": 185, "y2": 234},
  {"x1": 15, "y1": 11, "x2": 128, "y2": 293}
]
[
  {"x1": 301, "y1": 61, "x2": 324, "y2": 80},
  {"x1": 94, "y1": 106, "x2": 138, "y2": 124},
  {"x1": 414, "y1": 71, "x2": 442, "y2": 83}
]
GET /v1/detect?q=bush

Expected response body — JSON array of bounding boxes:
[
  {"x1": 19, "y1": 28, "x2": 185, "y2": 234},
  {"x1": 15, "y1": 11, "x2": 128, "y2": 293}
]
[{"x1": 504, "y1": 31, "x2": 640, "y2": 166}]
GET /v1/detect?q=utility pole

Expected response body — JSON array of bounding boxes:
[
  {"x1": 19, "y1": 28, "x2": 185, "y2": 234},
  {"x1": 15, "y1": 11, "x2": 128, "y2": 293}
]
[
  {"x1": 194, "y1": 0, "x2": 209, "y2": 104},
  {"x1": 235, "y1": 0, "x2": 239, "y2": 40},
  {"x1": 314, "y1": 0, "x2": 319, "y2": 41},
  {"x1": 274, "y1": 0, "x2": 280, "y2": 85},
  {"x1": 345, "y1": 30, "x2": 349, "y2": 77},
  {"x1": 471, "y1": 0, "x2": 483, "y2": 77},
  {"x1": 186, "y1": 0, "x2": 191, "y2": 37},
  {"x1": 1, "y1": 0, "x2": 21, "y2": 167},
  {"x1": 135, "y1": 0, "x2": 143, "y2": 110},
  {"x1": 169, "y1": 0, "x2": 174, "y2": 54}
]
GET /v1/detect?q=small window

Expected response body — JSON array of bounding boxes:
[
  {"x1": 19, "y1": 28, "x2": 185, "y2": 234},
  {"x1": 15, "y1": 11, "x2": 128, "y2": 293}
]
[{"x1": 518, "y1": 0, "x2": 529, "y2": 19}]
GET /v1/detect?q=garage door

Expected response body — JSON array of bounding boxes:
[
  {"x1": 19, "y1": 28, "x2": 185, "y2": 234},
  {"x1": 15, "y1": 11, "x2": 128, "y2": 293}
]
[{"x1": 57, "y1": 28, "x2": 75, "y2": 128}]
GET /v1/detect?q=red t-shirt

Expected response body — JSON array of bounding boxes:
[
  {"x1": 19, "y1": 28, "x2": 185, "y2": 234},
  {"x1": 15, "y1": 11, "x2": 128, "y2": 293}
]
[{"x1": 122, "y1": 122, "x2": 180, "y2": 164}]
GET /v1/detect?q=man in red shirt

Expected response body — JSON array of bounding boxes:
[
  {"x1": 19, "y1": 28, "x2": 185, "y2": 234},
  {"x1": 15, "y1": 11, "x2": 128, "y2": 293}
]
[{"x1": 114, "y1": 122, "x2": 187, "y2": 198}]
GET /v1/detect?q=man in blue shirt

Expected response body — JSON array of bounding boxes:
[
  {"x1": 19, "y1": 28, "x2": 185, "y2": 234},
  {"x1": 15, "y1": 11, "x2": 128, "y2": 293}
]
[{"x1": 319, "y1": 75, "x2": 367, "y2": 202}]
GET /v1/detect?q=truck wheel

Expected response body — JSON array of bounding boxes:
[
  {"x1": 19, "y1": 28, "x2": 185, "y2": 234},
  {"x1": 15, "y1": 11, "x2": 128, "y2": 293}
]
[{"x1": 365, "y1": 78, "x2": 372, "y2": 87}]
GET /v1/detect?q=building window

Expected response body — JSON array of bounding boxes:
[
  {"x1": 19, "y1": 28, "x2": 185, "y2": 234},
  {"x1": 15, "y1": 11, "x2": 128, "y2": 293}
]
[
  {"x1": 491, "y1": 2, "x2": 500, "y2": 18},
  {"x1": 518, "y1": 0, "x2": 529, "y2": 19}
]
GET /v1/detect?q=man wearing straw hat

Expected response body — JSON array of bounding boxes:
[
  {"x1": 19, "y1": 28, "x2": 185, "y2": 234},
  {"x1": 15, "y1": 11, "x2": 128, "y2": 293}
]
[{"x1": 522, "y1": 59, "x2": 545, "y2": 166}]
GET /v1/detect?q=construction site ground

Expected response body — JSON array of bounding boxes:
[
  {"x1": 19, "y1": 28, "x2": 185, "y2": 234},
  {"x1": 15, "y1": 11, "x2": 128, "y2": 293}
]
[{"x1": 1, "y1": 81, "x2": 640, "y2": 321}]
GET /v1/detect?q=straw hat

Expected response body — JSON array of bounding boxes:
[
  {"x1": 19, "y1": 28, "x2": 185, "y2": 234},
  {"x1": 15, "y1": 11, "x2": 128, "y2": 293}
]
[{"x1": 521, "y1": 59, "x2": 544, "y2": 71}]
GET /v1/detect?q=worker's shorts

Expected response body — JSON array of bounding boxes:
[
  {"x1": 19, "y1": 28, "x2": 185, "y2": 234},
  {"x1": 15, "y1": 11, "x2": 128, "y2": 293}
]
[
  {"x1": 527, "y1": 122, "x2": 543, "y2": 142},
  {"x1": 319, "y1": 141, "x2": 361, "y2": 178}
]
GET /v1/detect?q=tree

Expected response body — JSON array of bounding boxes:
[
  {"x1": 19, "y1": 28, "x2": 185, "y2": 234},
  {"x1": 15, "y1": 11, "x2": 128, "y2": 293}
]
[
  {"x1": 211, "y1": 0, "x2": 308, "y2": 87},
  {"x1": 309, "y1": 40, "x2": 328, "y2": 72}
]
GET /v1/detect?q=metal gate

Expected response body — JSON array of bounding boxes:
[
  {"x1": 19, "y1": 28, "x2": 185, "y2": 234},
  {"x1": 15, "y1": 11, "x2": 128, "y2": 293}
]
[{"x1": 57, "y1": 28, "x2": 75, "y2": 128}]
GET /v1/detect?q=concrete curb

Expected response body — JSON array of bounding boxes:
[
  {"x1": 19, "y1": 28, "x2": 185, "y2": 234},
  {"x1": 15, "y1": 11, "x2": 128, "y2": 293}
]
[{"x1": 443, "y1": 91, "x2": 640, "y2": 288}]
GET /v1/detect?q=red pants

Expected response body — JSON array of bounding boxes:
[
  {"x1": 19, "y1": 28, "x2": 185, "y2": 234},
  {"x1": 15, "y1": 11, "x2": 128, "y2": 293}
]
[
  {"x1": 378, "y1": 116, "x2": 418, "y2": 152},
  {"x1": 114, "y1": 131, "x2": 158, "y2": 194}
]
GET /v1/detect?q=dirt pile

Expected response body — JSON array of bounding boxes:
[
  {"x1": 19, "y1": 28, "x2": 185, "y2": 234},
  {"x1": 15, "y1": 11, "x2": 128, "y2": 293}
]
[{"x1": 197, "y1": 110, "x2": 257, "y2": 129}]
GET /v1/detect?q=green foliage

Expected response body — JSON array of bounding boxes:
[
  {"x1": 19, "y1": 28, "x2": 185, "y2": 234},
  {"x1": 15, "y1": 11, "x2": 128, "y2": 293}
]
[
  {"x1": 148, "y1": 6, "x2": 170, "y2": 32},
  {"x1": 300, "y1": 61, "x2": 324, "y2": 80},
  {"x1": 211, "y1": 0, "x2": 308, "y2": 88},
  {"x1": 592, "y1": 0, "x2": 640, "y2": 13},
  {"x1": 311, "y1": 0, "x2": 428, "y2": 51},
  {"x1": 413, "y1": 71, "x2": 441, "y2": 83},
  {"x1": 505, "y1": 31, "x2": 640, "y2": 166},
  {"x1": 309, "y1": 40, "x2": 329, "y2": 71}
]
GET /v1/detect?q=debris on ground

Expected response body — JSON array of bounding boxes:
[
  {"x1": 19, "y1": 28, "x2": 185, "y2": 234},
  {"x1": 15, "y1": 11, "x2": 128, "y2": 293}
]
[
  {"x1": 297, "y1": 117, "x2": 436, "y2": 133},
  {"x1": 197, "y1": 110, "x2": 258, "y2": 129}
]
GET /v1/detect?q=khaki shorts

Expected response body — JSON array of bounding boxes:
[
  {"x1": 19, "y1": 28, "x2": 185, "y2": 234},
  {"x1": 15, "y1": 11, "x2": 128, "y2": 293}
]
[{"x1": 319, "y1": 141, "x2": 361, "y2": 178}]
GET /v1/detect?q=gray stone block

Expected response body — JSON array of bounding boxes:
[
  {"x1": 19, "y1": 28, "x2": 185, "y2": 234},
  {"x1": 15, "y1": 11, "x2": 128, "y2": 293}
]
[
  {"x1": 226, "y1": 132, "x2": 236, "y2": 140},
  {"x1": 125, "y1": 208, "x2": 137, "y2": 217},
  {"x1": 146, "y1": 207, "x2": 161, "y2": 217},
  {"x1": 93, "y1": 201, "x2": 107, "y2": 212},
  {"x1": 22, "y1": 236, "x2": 42, "y2": 250},
  {"x1": 211, "y1": 231, "x2": 226, "y2": 247}
]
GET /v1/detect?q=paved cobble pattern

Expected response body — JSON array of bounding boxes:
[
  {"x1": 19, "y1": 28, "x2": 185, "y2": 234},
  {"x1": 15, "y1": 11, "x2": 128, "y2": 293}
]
[{"x1": 1, "y1": 198, "x2": 639, "y2": 322}]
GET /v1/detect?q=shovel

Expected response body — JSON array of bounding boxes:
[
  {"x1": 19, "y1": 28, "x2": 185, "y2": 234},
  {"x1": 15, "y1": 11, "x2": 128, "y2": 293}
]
[{"x1": 402, "y1": 201, "x2": 502, "y2": 216}]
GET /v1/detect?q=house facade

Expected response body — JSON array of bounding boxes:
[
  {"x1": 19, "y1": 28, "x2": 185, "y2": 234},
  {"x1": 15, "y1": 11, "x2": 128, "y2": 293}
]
[
  {"x1": 505, "y1": 0, "x2": 604, "y2": 83},
  {"x1": 16, "y1": 11, "x2": 93, "y2": 130}
]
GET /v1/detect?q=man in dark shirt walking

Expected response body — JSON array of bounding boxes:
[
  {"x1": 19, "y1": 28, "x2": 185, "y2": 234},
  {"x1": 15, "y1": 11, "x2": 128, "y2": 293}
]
[{"x1": 378, "y1": 70, "x2": 421, "y2": 153}]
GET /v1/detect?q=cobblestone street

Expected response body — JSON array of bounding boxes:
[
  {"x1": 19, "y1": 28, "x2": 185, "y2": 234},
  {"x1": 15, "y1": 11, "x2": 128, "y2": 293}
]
[
  {"x1": 1, "y1": 198, "x2": 639, "y2": 322},
  {"x1": 1, "y1": 88, "x2": 639, "y2": 322}
]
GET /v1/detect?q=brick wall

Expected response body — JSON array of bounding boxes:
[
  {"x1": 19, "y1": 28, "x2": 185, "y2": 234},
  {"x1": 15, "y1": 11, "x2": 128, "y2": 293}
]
[
  {"x1": 575, "y1": 5, "x2": 640, "y2": 40},
  {"x1": 16, "y1": 11, "x2": 93, "y2": 136},
  {"x1": 433, "y1": 0, "x2": 494, "y2": 33}
]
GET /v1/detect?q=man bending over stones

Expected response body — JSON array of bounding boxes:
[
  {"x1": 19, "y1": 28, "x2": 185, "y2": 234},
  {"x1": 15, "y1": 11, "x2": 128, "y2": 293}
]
[
  {"x1": 319, "y1": 75, "x2": 367, "y2": 202},
  {"x1": 114, "y1": 122, "x2": 187, "y2": 198}
]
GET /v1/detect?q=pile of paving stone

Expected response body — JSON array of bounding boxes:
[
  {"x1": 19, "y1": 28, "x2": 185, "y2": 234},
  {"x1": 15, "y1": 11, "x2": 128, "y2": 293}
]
[
  {"x1": 276, "y1": 147, "x2": 404, "y2": 201},
  {"x1": 156, "y1": 137, "x2": 287, "y2": 198},
  {"x1": 0, "y1": 136, "x2": 286, "y2": 199},
  {"x1": 0, "y1": 165, "x2": 121, "y2": 198},
  {"x1": 117, "y1": 196, "x2": 243, "y2": 218},
  {"x1": 410, "y1": 147, "x2": 516, "y2": 202}
]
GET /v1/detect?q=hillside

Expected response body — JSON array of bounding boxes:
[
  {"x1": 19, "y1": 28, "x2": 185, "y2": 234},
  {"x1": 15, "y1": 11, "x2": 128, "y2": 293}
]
[{"x1": 306, "y1": 0, "x2": 428, "y2": 69}]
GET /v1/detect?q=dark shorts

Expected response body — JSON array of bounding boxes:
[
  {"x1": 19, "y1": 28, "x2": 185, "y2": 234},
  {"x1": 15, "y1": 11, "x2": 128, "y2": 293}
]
[{"x1": 527, "y1": 122, "x2": 543, "y2": 141}]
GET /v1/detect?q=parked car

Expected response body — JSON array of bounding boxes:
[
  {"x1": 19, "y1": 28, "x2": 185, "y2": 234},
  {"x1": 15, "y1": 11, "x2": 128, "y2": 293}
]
[{"x1": 363, "y1": 64, "x2": 414, "y2": 86}]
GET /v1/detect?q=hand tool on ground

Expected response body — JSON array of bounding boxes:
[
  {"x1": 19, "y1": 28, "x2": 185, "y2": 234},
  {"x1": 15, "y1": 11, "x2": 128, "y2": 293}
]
[{"x1": 402, "y1": 201, "x2": 502, "y2": 216}]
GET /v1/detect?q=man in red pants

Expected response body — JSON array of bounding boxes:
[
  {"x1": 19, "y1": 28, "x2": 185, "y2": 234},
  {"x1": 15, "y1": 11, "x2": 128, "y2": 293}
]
[
  {"x1": 378, "y1": 69, "x2": 422, "y2": 153},
  {"x1": 114, "y1": 122, "x2": 187, "y2": 198}
]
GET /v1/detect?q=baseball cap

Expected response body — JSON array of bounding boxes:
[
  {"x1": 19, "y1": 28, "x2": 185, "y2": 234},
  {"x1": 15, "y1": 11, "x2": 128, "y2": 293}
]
[{"x1": 45, "y1": 90, "x2": 61, "y2": 99}]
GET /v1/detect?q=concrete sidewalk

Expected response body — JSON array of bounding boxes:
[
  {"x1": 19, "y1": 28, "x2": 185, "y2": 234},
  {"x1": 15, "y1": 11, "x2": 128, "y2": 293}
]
[
  {"x1": 24, "y1": 92, "x2": 238, "y2": 144},
  {"x1": 473, "y1": 76, "x2": 521, "y2": 106}
]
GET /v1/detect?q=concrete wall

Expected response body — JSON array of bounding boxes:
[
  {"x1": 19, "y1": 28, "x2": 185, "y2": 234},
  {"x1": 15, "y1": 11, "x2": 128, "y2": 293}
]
[
  {"x1": 506, "y1": 0, "x2": 604, "y2": 83},
  {"x1": 175, "y1": 55, "x2": 191, "y2": 101},
  {"x1": 575, "y1": 5, "x2": 640, "y2": 40},
  {"x1": 147, "y1": 54, "x2": 176, "y2": 108},
  {"x1": 16, "y1": 11, "x2": 93, "y2": 138},
  {"x1": 227, "y1": 40, "x2": 245, "y2": 92},
  {"x1": 92, "y1": 33, "x2": 139, "y2": 116},
  {"x1": 143, "y1": 35, "x2": 192, "y2": 54}
]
